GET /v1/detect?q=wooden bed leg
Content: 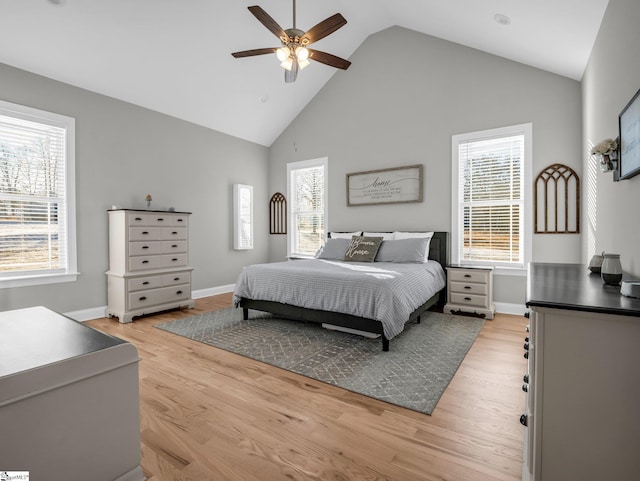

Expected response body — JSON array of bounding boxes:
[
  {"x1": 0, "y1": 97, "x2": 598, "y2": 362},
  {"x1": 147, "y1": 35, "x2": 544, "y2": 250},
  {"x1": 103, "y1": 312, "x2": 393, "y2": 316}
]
[
  {"x1": 382, "y1": 335, "x2": 389, "y2": 352},
  {"x1": 242, "y1": 308, "x2": 249, "y2": 320}
]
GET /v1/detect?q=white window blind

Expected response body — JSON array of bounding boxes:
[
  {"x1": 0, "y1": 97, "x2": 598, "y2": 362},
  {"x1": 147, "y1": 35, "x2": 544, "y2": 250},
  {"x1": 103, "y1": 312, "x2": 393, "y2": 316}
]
[
  {"x1": 0, "y1": 100, "x2": 76, "y2": 286},
  {"x1": 288, "y1": 158, "x2": 327, "y2": 257},
  {"x1": 452, "y1": 124, "x2": 531, "y2": 269}
]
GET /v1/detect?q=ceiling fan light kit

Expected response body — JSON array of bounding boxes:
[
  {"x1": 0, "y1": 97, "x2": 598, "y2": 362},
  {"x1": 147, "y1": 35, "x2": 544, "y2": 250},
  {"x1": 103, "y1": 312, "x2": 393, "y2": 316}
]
[{"x1": 232, "y1": 0, "x2": 351, "y2": 83}]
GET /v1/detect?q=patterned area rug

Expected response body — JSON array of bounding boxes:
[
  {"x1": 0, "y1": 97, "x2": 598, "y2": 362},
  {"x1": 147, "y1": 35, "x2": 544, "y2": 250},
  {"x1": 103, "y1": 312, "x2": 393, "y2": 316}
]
[{"x1": 155, "y1": 308, "x2": 484, "y2": 415}]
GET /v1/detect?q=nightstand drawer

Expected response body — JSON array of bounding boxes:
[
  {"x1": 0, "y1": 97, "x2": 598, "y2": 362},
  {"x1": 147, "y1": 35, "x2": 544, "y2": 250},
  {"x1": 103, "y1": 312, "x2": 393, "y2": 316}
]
[
  {"x1": 449, "y1": 292, "x2": 489, "y2": 308},
  {"x1": 449, "y1": 269, "x2": 490, "y2": 284},
  {"x1": 450, "y1": 281, "x2": 488, "y2": 296}
]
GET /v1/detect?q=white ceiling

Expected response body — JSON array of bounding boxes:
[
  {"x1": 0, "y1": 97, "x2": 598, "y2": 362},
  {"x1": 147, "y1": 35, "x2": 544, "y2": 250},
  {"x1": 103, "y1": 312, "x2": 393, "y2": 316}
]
[{"x1": 0, "y1": 0, "x2": 609, "y2": 146}]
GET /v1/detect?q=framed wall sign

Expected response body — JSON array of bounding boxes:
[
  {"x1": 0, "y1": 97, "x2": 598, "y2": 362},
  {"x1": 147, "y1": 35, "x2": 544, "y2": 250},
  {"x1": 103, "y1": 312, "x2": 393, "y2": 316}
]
[
  {"x1": 618, "y1": 87, "x2": 640, "y2": 180},
  {"x1": 347, "y1": 164, "x2": 423, "y2": 206}
]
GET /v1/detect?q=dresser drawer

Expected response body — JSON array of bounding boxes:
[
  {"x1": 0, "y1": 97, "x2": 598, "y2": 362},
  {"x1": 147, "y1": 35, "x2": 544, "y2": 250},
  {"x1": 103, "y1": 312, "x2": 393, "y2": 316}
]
[
  {"x1": 162, "y1": 271, "x2": 191, "y2": 286},
  {"x1": 127, "y1": 212, "x2": 179, "y2": 227},
  {"x1": 449, "y1": 281, "x2": 488, "y2": 296},
  {"x1": 449, "y1": 269, "x2": 490, "y2": 284},
  {"x1": 171, "y1": 215, "x2": 189, "y2": 227},
  {"x1": 129, "y1": 240, "x2": 186, "y2": 256},
  {"x1": 128, "y1": 274, "x2": 163, "y2": 292},
  {"x1": 129, "y1": 226, "x2": 188, "y2": 241},
  {"x1": 449, "y1": 292, "x2": 489, "y2": 308},
  {"x1": 128, "y1": 284, "x2": 190, "y2": 310},
  {"x1": 128, "y1": 253, "x2": 188, "y2": 271}
]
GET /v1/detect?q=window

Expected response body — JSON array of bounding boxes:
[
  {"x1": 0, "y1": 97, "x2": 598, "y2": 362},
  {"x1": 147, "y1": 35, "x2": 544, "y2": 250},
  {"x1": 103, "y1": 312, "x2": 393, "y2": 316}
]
[
  {"x1": 0, "y1": 100, "x2": 77, "y2": 288},
  {"x1": 287, "y1": 158, "x2": 327, "y2": 257},
  {"x1": 233, "y1": 184, "x2": 253, "y2": 250},
  {"x1": 451, "y1": 123, "x2": 532, "y2": 271}
]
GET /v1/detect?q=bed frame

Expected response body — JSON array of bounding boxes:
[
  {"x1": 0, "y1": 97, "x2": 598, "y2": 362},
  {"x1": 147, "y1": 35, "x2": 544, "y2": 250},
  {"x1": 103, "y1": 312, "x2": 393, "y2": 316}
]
[{"x1": 239, "y1": 231, "x2": 449, "y2": 351}]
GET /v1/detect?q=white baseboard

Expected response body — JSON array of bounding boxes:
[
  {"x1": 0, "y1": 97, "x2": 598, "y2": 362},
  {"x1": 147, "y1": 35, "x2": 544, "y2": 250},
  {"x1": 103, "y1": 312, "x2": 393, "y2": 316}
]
[
  {"x1": 192, "y1": 284, "x2": 235, "y2": 299},
  {"x1": 494, "y1": 302, "x2": 527, "y2": 317},
  {"x1": 67, "y1": 284, "x2": 236, "y2": 322}
]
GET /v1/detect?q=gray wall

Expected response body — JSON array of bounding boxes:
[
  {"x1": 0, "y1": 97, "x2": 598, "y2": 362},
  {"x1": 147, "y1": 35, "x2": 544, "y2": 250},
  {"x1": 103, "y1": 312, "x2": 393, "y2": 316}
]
[
  {"x1": 268, "y1": 26, "x2": 583, "y2": 306},
  {"x1": 582, "y1": 0, "x2": 640, "y2": 275},
  {"x1": 0, "y1": 63, "x2": 270, "y2": 314}
]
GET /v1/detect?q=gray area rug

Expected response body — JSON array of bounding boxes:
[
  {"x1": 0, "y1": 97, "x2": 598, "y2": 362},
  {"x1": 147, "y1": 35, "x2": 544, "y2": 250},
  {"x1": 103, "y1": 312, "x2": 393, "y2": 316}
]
[{"x1": 155, "y1": 308, "x2": 484, "y2": 415}]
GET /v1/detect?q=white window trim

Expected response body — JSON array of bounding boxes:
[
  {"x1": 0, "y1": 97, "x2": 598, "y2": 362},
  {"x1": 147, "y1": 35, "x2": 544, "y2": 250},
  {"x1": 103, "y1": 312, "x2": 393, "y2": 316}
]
[
  {"x1": 451, "y1": 123, "x2": 532, "y2": 276},
  {"x1": 0, "y1": 99, "x2": 78, "y2": 288},
  {"x1": 286, "y1": 157, "x2": 328, "y2": 258}
]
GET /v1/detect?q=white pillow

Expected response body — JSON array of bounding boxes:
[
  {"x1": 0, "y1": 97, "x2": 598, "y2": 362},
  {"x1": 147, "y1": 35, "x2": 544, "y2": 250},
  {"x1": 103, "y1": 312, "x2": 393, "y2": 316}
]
[
  {"x1": 328, "y1": 231, "x2": 361, "y2": 239},
  {"x1": 393, "y1": 231, "x2": 434, "y2": 261},
  {"x1": 363, "y1": 231, "x2": 395, "y2": 241}
]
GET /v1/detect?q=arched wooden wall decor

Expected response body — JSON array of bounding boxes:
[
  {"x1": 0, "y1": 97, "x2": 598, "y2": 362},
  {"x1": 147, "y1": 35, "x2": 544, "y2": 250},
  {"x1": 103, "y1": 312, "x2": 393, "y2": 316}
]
[
  {"x1": 534, "y1": 163, "x2": 580, "y2": 234},
  {"x1": 269, "y1": 192, "x2": 287, "y2": 234}
]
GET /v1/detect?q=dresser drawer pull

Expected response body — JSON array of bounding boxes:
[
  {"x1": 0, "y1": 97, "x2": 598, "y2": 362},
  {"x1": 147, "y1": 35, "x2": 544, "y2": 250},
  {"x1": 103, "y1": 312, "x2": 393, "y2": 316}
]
[
  {"x1": 142, "y1": 281, "x2": 150, "y2": 285},
  {"x1": 522, "y1": 383, "x2": 528, "y2": 393},
  {"x1": 520, "y1": 414, "x2": 528, "y2": 427},
  {"x1": 142, "y1": 231, "x2": 149, "y2": 235},
  {"x1": 464, "y1": 286, "x2": 471, "y2": 289},
  {"x1": 177, "y1": 218, "x2": 184, "y2": 222},
  {"x1": 464, "y1": 274, "x2": 472, "y2": 278},
  {"x1": 134, "y1": 217, "x2": 142, "y2": 221},
  {"x1": 171, "y1": 244, "x2": 178, "y2": 248},
  {"x1": 142, "y1": 260, "x2": 149, "y2": 264},
  {"x1": 139, "y1": 296, "x2": 147, "y2": 301},
  {"x1": 157, "y1": 218, "x2": 165, "y2": 222},
  {"x1": 172, "y1": 231, "x2": 178, "y2": 235},
  {"x1": 176, "y1": 290, "x2": 183, "y2": 295},
  {"x1": 172, "y1": 258, "x2": 178, "y2": 262},
  {"x1": 174, "y1": 277, "x2": 180, "y2": 281},
  {"x1": 464, "y1": 297, "x2": 472, "y2": 301},
  {"x1": 142, "y1": 245, "x2": 149, "y2": 249}
]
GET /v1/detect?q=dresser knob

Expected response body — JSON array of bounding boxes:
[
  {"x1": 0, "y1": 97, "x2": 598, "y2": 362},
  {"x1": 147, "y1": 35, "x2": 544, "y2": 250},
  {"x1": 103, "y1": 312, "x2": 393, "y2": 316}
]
[
  {"x1": 134, "y1": 217, "x2": 142, "y2": 221},
  {"x1": 142, "y1": 260, "x2": 149, "y2": 264},
  {"x1": 522, "y1": 384, "x2": 528, "y2": 393},
  {"x1": 177, "y1": 219, "x2": 184, "y2": 223},
  {"x1": 524, "y1": 311, "x2": 530, "y2": 319},
  {"x1": 142, "y1": 231, "x2": 149, "y2": 235},
  {"x1": 176, "y1": 290, "x2": 183, "y2": 295},
  {"x1": 524, "y1": 351, "x2": 529, "y2": 359},
  {"x1": 523, "y1": 374, "x2": 529, "y2": 383},
  {"x1": 174, "y1": 277, "x2": 180, "y2": 281},
  {"x1": 464, "y1": 297, "x2": 472, "y2": 301},
  {"x1": 520, "y1": 414, "x2": 528, "y2": 427},
  {"x1": 142, "y1": 281, "x2": 149, "y2": 285},
  {"x1": 172, "y1": 244, "x2": 178, "y2": 248},
  {"x1": 525, "y1": 336, "x2": 529, "y2": 343},
  {"x1": 172, "y1": 231, "x2": 178, "y2": 235},
  {"x1": 464, "y1": 286, "x2": 471, "y2": 289},
  {"x1": 139, "y1": 296, "x2": 147, "y2": 301},
  {"x1": 172, "y1": 258, "x2": 178, "y2": 262},
  {"x1": 157, "y1": 218, "x2": 165, "y2": 222},
  {"x1": 464, "y1": 274, "x2": 471, "y2": 278},
  {"x1": 524, "y1": 342, "x2": 529, "y2": 351}
]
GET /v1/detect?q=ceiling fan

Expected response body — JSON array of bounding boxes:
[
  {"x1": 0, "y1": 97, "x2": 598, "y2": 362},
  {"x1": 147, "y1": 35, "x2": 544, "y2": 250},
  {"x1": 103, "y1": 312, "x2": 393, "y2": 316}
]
[{"x1": 231, "y1": 0, "x2": 352, "y2": 83}]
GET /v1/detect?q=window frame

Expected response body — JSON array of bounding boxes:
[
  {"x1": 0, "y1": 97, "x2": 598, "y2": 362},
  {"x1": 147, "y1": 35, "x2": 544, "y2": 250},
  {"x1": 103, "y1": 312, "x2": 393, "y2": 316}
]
[
  {"x1": 451, "y1": 123, "x2": 532, "y2": 276},
  {"x1": 0, "y1": 99, "x2": 78, "y2": 288},
  {"x1": 286, "y1": 157, "x2": 328, "y2": 258}
]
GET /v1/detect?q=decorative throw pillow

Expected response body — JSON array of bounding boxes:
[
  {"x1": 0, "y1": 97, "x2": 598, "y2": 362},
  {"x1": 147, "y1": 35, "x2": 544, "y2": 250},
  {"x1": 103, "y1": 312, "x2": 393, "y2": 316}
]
[
  {"x1": 375, "y1": 237, "x2": 430, "y2": 263},
  {"x1": 316, "y1": 238, "x2": 350, "y2": 260},
  {"x1": 343, "y1": 236, "x2": 383, "y2": 262}
]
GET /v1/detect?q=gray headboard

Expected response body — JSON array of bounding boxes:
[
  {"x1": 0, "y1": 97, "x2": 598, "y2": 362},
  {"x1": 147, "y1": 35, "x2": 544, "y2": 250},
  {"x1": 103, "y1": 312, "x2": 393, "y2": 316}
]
[{"x1": 429, "y1": 232, "x2": 449, "y2": 268}]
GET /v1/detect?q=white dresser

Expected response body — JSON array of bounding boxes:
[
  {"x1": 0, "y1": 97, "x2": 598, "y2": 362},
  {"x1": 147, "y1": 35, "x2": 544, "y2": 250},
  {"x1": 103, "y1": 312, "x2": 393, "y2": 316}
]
[
  {"x1": 523, "y1": 263, "x2": 640, "y2": 481},
  {"x1": 106, "y1": 209, "x2": 195, "y2": 323},
  {"x1": 444, "y1": 265, "x2": 495, "y2": 319}
]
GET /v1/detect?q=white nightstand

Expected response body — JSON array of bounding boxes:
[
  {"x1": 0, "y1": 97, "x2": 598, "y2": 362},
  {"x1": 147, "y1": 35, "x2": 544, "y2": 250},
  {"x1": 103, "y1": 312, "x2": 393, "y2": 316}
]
[{"x1": 444, "y1": 265, "x2": 495, "y2": 319}]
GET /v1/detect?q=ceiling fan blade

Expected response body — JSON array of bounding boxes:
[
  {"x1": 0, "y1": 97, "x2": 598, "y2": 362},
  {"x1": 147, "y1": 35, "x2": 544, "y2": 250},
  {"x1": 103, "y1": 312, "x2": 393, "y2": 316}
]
[
  {"x1": 248, "y1": 6, "x2": 287, "y2": 41},
  {"x1": 308, "y1": 49, "x2": 351, "y2": 70},
  {"x1": 300, "y1": 13, "x2": 347, "y2": 46},
  {"x1": 285, "y1": 58, "x2": 299, "y2": 83},
  {"x1": 232, "y1": 47, "x2": 277, "y2": 58}
]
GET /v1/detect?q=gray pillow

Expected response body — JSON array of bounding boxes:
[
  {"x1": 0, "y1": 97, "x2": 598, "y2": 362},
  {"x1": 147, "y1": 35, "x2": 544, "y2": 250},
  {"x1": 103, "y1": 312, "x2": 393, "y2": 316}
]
[
  {"x1": 316, "y1": 238, "x2": 350, "y2": 260},
  {"x1": 375, "y1": 237, "x2": 430, "y2": 263},
  {"x1": 343, "y1": 236, "x2": 383, "y2": 262}
]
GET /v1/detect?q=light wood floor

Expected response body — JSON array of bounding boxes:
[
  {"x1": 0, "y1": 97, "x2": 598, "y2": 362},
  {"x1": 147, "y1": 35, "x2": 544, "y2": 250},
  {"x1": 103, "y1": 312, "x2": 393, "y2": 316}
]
[{"x1": 87, "y1": 295, "x2": 527, "y2": 481}]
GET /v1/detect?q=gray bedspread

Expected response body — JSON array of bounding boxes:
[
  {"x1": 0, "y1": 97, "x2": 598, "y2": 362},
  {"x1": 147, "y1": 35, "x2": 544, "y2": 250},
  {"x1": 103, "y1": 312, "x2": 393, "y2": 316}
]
[{"x1": 233, "y1": 259, "x2": 446, "y2": 340}]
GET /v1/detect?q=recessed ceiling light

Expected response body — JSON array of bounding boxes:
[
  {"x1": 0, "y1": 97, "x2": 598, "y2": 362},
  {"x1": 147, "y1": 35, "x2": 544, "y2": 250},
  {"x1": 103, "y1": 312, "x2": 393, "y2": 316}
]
[
  {"x1": 494, "y1": 14, "x2": 511, "y2": 26},
  {"x1": 47, "y1": 0, "x2": 66, "y2": 7}
]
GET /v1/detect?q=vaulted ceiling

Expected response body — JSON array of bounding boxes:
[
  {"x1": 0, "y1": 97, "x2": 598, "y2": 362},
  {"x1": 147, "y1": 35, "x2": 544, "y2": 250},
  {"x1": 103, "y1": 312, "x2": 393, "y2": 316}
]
[{"x1": 0, "y1": 0, "x2": 609, "y2": 146}]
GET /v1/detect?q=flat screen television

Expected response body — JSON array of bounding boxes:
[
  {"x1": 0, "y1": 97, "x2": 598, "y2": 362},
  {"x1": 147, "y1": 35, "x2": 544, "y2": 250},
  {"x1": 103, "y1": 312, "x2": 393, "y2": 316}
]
[{"x1": 617, "y1": 87, "x2": 640, "y2": 180}]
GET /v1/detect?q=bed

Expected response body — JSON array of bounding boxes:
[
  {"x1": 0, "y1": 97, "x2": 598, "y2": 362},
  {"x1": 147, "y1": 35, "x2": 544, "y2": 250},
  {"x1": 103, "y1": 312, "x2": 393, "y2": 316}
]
[{"x1": 233, "y1": 231, "x2": 449, "y2": 351}]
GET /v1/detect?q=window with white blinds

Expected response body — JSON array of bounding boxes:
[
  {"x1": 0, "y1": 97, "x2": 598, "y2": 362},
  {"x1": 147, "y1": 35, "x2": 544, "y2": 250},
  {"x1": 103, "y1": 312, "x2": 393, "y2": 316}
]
[
  {"x1": 287, "y1": 158, "x2": 327, "y2": 257},
  {"x1": 0, "y1": 100, "x2": 77, "y2": 287},
  {"x1": 451, "y1": 124, "x2": 532, "y2": 270},
  {"x1": 233, "y1": 184, "x2": 253, "y2": 250}
]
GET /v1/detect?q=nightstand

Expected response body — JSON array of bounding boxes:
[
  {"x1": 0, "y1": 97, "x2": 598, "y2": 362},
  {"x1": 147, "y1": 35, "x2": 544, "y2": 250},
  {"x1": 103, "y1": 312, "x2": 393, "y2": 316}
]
[{"x1": 444, "y1": 265, "x2": 495, "y2": 319}]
